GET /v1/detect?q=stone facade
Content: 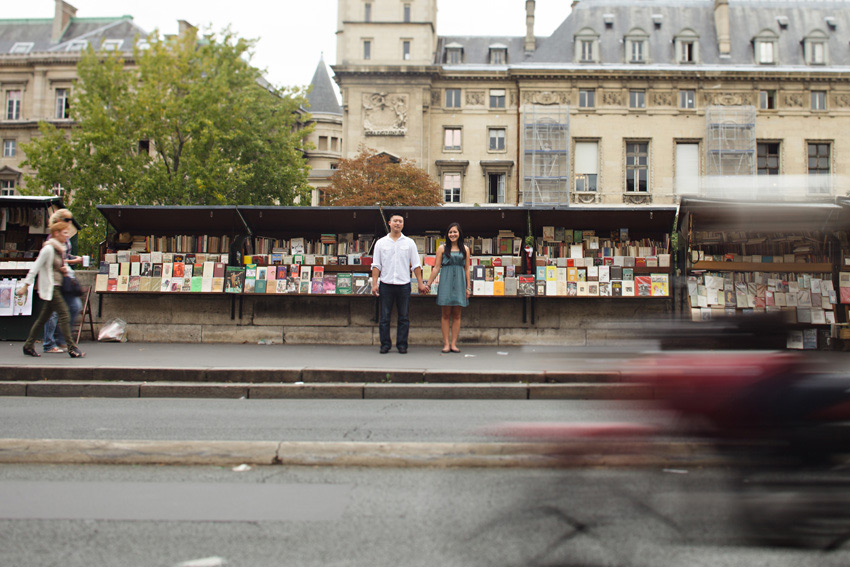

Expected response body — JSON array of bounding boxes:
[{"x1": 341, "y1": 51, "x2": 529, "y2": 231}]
[{"x1": 332, "y1": 0, "x2": 850, "y2": 205}]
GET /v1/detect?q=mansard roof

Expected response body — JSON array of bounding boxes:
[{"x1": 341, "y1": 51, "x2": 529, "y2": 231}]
[
  {"x1": 0, "y1": 15, "x2": 146, "y2": 55},
  {"x1": 307, "y1": 57, "x2": 342, "y2": 116},
  {"x1": 435, "y1": 0, "x2": 850, "y2": 70}
]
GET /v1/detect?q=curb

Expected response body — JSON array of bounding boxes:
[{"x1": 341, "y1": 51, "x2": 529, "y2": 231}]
[
  {"x1": 0, "y1": 439, "x2": 722, "y2": 468},
  {"x1": 0, "y1": 381, "x2": 655, "y2": 400}
]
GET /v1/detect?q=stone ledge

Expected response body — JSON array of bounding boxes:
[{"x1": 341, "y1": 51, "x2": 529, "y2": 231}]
[
  {"x1": 248, "y1": 384, "x2": 365, "y2": 399},
  {"x1": 364, "y1": 383, "x2": 528, "y2": 400},
  {"x1": 301, "y1": 368, "x2": 424, "y2": 383},
  {"x1": 26, "y1": 382, "x2": 141, "y2": 398},
  {"x1": 140, "y1": 383, "x2": 248, "y2": 398},
  {"x1": 543, "y1": 371, "x2": 623, "y2": 384},
  {"x1": 423, "y1": 370, "x2": 543, "y2": 384},
  {"x1": 528, "y1": 383, "x2": 654, "y2": 400},
  {"x1": 0, "y1": 382, "x2": 27, "y2": 396}
]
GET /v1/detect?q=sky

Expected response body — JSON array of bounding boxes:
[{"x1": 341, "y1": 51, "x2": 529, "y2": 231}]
[{"x1": 6, "y1": 0, "x2": 573, "y2": 95}]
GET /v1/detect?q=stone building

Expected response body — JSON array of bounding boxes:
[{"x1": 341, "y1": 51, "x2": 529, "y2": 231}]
[
  {"x1": 332, "y1": 0, "x2": 850, "y2": 205},
  {"x1": 303, "y1": 58, "x2": 344, "y2": 205},
  {"x1": 0, "y1": 0, "x2": 148, "y2": 196}
]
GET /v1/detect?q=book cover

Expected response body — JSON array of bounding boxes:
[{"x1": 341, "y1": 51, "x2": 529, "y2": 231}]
[
  {"x1": 612, "y1": 280, "x2": 622, "y2": 297},
  {"x1": 311, "y1": 276, "x2": 324, "y2": 294},
  {"x1": 170, "y1": 278, "x2": 184, "y2": 293},
  {"x1": 95, "y1": 274, "x2": 108, "y2": 292},
  {"x1": 243, "y1": 276, "x2": 256, "y2": 294},
  {"x1": 577, "y1": 281, "x2": 589, "y2": 297},
  {"x1": 162, "y1": 263, "x2": 173, "y2": 279},
  {"x1": 299, "y1": 277, "x2": 310, "y2": 294},
  {"x1": 535, "y1": 280, "x2": 546, "y2": 296},
  {"x1": 473, "y1": 280, "x2": 486, "y2": 296},
  {"x1": 566, "y1": 281, "x2": 577, "y2": 296},
  {"x1": 494, "y1": 281, "x2": 505, "y2": 296},
  {"x1": 172, "y1": 262, "x2": 185, "y2": 278},
  {"x1": 337, "y1": 273, "x2": 353, "y2": 294},
  {"x1": 651, "y1": 274, "x2": 669, "y2": 297},
  {"x1": 504, "y1": 277, "x2": 518, "y2": 296},
  {"x1": 225, "y1": 267, "x2": 245, "y2": 293},
  {"x1": 622, "y1": 280, "x2": 635, "y2": 296},
  {"x1": 636, "y1": 276, "x2": 651, "y2": 297},
  {"x1": 274, "y1": 279, "x2": 287, "y2": 294},
  {"x1": 518, "y1": 275, "x2": 535, "y2": 296},
  {"x1": 599, "y1": 282, "x2": 611, "y2": 297},
  {"x1": 211, "y1": 277, "x2": 224, "y2": 293},
  {"x1": 190, "y1": 276, "x2": 203, "y2": 292},
  {"x1": 353, "y1": 274, "x2": 371, "y2": 295},
  {"x1": 213, "y1": 262, "x2": 226, "y2": 278},
  {"x1": 128, "y1": 275, "x2": 140, "y2": 292},
  {"x1": 183, "y1": 264, "x2": 193, "y2": 279},
  {"x1": 108, "y1": 263, "x2": 120, "y2": 278},
  {"x1": 117, "y1": 274, "x2": 130, "y2": 292}
]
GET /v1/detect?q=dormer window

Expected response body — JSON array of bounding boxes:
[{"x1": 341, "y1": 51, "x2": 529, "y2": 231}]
[
  {"x1": 754, "y1": 30, "x2": 778, "y2": 64},
  {"x1": 445, "y1": 43, "x2": 463, "y2": 64},
  {"x1": 489, "y1": 44, "x2": 507, "y2": 65},
  {"x1": 675, "y1": 29, "x2": 699, "y2": 64},
  {"x1": 10, "y1": 42, "x2": 33, "y2": 55},
  {"x1": 575, "y1": 28, "x2": 599, "y2": 63},
  {"x1": 803, "y1": 30, "x2": 828, "y2": 65},
  {"x1": 66, "y1": 40, "x2": 88, "y2": 52},
  {"x1": 625, "y1": 28, "x2": 649, "y2": 63},
  {"x1": 101, "y1": 39, "x2": 123, "y2": 51}
]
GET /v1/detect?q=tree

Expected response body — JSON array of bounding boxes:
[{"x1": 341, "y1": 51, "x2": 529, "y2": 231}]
[
  {"x1": 21, "y1": 28, "x2": 312, "y2": 255},
  {"x1": 324, "y1": 145, "x2": 442, "y2": 206}
]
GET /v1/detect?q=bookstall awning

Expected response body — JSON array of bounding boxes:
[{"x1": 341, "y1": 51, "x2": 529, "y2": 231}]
[
  {"x1": 236, "y1": 206, "x2": 385, "y2": 236},
  {"x1": 97, "y1": 205, "x2": 246, "y2": 235},
  {"x1": 677, "y1": 197, "x2": 847, "y2": 233},
  {"x1": 0, "y1": 195, "x2": 63, "y2": 207},
  {"x1": 530, "y1": 206, "x2": 678, "y2": 236},
  {"x1": 392, "y1": 207, "x2": 529, "y2": 235}
]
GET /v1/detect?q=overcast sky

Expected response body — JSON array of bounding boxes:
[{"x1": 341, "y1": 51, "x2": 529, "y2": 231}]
[{"x1": 9, "y1": 0, "x2": 572, "y2": 95}]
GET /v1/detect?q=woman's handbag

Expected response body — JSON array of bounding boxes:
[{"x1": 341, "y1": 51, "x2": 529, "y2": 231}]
[{"x1": 62, "y1": 276, "x2": 84, "y2": 297}]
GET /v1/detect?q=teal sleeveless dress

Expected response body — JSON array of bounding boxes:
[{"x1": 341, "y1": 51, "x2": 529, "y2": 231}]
[{"x1": 437, "y1": 250, "x2": 468, "y2": 307}]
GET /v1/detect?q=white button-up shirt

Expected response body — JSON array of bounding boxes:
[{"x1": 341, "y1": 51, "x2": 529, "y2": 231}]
[{"x1": 372, "y1": 233, "x2": 421, "y2": 285}]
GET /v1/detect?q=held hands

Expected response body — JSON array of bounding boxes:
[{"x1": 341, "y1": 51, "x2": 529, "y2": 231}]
[{"x1": 418, "y1": 282, "x2": 428, "y2": 294}]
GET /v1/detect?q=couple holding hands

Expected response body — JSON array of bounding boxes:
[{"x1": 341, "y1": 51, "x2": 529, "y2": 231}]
[{"x1": 371, "y1": 213, "x2": 470, "y2": 354}]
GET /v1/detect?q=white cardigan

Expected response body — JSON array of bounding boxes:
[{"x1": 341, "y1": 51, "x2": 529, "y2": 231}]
[{"x1": 22, "y1": 241, "x2": 61, "y2": 301}]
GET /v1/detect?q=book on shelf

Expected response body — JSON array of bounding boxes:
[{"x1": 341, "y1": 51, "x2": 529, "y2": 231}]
[
  {"x1": 254, "y1": 279, "x2": 267, "y2": 294},
  {"x1": 518, "y1": 275, "x2": 535, "y2": 296},
  {"x1": 224, "y1": 267, "x2": 245, "y2": 293},
  {"x1": 622, "y1": 280, "x2": 635, "y2": 296}
]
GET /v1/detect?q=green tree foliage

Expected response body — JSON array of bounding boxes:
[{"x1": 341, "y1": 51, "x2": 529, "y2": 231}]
[
  {"x1": 325, "y1": 145, "x2": 442, "y2": 207},
  {"x1": 21, "y1": 28, "x2": 312, "y2": 255}
]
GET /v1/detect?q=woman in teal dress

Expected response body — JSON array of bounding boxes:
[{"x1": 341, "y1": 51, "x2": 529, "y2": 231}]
[{"x1": 425, "y1": 222, "x2": 471, "y2": 353}]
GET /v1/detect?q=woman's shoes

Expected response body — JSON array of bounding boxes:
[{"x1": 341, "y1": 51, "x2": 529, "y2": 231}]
[
  {"x1": 45, "y1": 346, "x2": 66, "y2": 354},
  {"x1": 441, "y1": 347, "x2": 451, "y2": 353},
  {"x1": 23, "y1": 346, "x2": 40, "y2": 357},
  {"x1": 68, "y1": 347, "x2": 85, "y2": 358},
  {"x1": 450, "y1": 347, "x2": 461, "y2": 353}
]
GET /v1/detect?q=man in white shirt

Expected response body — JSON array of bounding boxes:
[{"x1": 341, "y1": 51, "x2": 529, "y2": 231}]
[{"x1": 371, "y1": 213, "x2": 427, "y2": 353}]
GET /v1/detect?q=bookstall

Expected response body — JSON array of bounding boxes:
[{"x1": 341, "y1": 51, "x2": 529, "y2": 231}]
[
  {"x1": 676, "y1": 197, "x2": 849, "y2": 350},
  {"x1": 94, "y1": 205, "x2": 677, "y2": 345},
  {"x1": 0, "y1": 195, "x2": 64, "y2": 339}
]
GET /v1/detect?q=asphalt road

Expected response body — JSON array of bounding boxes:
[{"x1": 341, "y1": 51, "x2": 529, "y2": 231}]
[
  {"x1": 1, "y1": 464, "x2": 848, "y2": 567},
  {"x1": 0, "y1": 398, "x2": 664, "y2": 442}
]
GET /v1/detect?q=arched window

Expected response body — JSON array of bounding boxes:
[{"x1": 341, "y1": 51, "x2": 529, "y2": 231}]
[
  {"x1": 674, "y1": 28, "x2": 699, "y2": 64},
  {"x1": 624, "y1": 27, "x2": 650, "y2": 63},
  {"x1": 753, "y1": 29, "x2": 779, "y2": 64},
  {"x1": 574, "y1": 28, "x2": 599, "y2": 63},
  {"x1": 803, "y1": 29, "x2": 828, "y2": 65}
]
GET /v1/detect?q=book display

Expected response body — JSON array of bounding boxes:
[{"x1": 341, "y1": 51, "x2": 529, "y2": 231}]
[{"x1": 678, "y1": 197, "x2": 850, "y2": 350}]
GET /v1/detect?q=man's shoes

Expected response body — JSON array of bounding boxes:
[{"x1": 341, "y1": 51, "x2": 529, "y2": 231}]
[
  {"x1": 397, "y1": 346, "x2": 408, "y2": 354},
  {"x1": 380, "y1": 346, "x2": 390, "y2": 354}
]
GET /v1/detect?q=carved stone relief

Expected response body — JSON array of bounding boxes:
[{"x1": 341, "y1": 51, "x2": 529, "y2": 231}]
[
  {"x1": 362, "y1": 93, "x2": 408, "y2": 136},
  {"x1": 623, "y1": 193, "x2": 652, "y2": 205},
  {"x1": 510, "y1": 90, "x2": 517, "y2": 107},
  {"x1": 834, "y1": 94, "x2": 850, "y2": 108},
  {"x1": 651, "y1": 91, "x2": 674, "y2": 107},
  {"x1": 704, "y1": 92, "x2": 752, "y2": 106},
  {"x1": 572, "y1": 192, "x2": 601, "y2": 204},
  {"x1": 466, "y1": 90, "x2": 485, "y2": 106},
  {"x1": 431, "y1": 90, "x2": 441, "y2": 106},
  {"x1": 523, "y1": 91, "x2": 569, "y2": 105},
  {"x1": 602, "y1": 91, "x2": 623, "y2": 106},
  {"x1": 784, "y1": 93, "x2": 804, "y2": 108}
]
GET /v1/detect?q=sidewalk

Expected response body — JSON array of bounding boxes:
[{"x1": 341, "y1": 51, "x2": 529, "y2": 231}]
[{"x1": 1, "y1": 341, "x2": 847, "y2": 400}]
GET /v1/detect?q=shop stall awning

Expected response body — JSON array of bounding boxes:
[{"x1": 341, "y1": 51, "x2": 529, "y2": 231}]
[{"x1": 677, "y1": 197, "x2": 847, "y2": 233}]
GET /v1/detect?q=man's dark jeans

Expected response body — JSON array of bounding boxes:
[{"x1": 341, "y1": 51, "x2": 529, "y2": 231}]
[{"x1": 379, "y1": 282, "x2": 411, "y2": 350}]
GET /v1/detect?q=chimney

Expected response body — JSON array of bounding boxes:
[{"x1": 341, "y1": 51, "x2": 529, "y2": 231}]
[
  {"x1": 52, "y1": 0, "x2": 77, "y2": 43},
  {"x1": 714, "y1": 0, "x2": 731, "y2": 56},
  {"x1": 525, "y1": 0, "x2": 536, "y2": 52}
]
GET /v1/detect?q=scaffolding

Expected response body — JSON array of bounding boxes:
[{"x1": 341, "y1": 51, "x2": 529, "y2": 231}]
[
  {"x1": 521, "y1": 105, "x2": 570, "y2": 205},
  {"x1": 705, "y1": 106, "x2": 757, "y2": 177}
]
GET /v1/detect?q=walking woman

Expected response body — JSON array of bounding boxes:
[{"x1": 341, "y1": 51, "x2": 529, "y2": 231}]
[
  {"x1": 16, "y1": 220, "x2": 85, "y2": 358},
  {"x1": 425, "y1": 222, "x2": 471, "y2": 353}
]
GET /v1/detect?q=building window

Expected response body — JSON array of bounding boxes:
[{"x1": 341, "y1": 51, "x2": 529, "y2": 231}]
[
  {"x1": 807, "y1": 142, "x2": 831, "y2": 194},
  {"x1": 487, "y1": 173, "x2": 505, "y2": 204},
  {"x1": 66, "y1": 40, "x2": 87, "y2": 52},
  {"x1": 489, "y1": 48, "x2": 506, "y2": 65},
  {"x1": 679, "y1": 89, "x2": 695, "y2": 109},
  {"x1": 444, "y1": 128, "x2": 461, "y2": 151},
  {"x1": 6, "y1": 90, "x2": 21, "y2": 120},
  {"x1": 681, "y1": 41, "x2": 694, "y2": 62},
  {"x1": 625, "y1": 28, "x2": 649, "y2": 63},
  {"x1": 675, "y1": 29, "x2": 699, "y2": 63},
  {"x1": 625, "y1": 142, "x2": 649, "y2": 192},
  {"x1": 101, "y1": 39, "x2": 123, "y2": 51},
  {"x1": 363, "y1": 40, "x2": 371, "y2": 60},
  {"x1": 489, "y1": 89, "x2": 505, "y2": 109},
  {"x1": 364, "y1": 3, "x2": 371, "y2": 22},
  {"x1": 488, "y1": 128, "x2": 506, "y2": 151},
  {"x1": 575, "y1": 28, "x2": 599, "y2": 63},
  {"x1": 446, "y1": 47, "x2": 462, "y2": 64},
  {"x1": 754, "y1": 32, "x2": 778, "y2": 64},
  {"x1": 3, "y1": 139, "x2": 15, "y2": 158},
  {"x1": 443, "y1": 173, "x2": 461, "y2": 203},
  {"x1": 403, "y1": 4, "x2": 411, "y2": 23},
  {"x1": 759, "y1": 90, "x2": 777, "y2": 110},
  {"x1": 55, "y1": 88, "x2": 70, "y2": 119},
  {"x1": 574, "y1": 141, "x2": 598, "y2": 192},
  {"x1": 0, "y1": 179, "x2": 14, "y2": 196},
  {"x1": 319, "y1": 136, "x2": 328, "y2": 151},
  {"x1": 331, "y1": 137, "x2": 338, "y2": 152},
  {"x1": 10, "y1": 42, "x2": 33, "y2": 54},
  {"x1": 629, "y1": 90, "x2": 645, "y2": 109},
  {"x1": 51, "y1": 184, "x2": 64, "y2": 197},
  {"x1": 445, "y1": 88, "x2": 461, "y2": 108},
  {"x1": 804, "y1": 31, "x2": 828, "y2": 65},
  {"x1": 402, "y1": 40, "x2": 411, "y2": 60},
  {"x1": 757, "y1": 142, "x2": 780, "y2": 176},
  {"x1": 675, "y1": 142, "x2": 700, "y2": 196},
  {"x1": 578, "y1": 89, "x2": 595, "y2": 108},
  {"x1": 811, "y1": 91, "x2": 827, "y2": 111}
]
